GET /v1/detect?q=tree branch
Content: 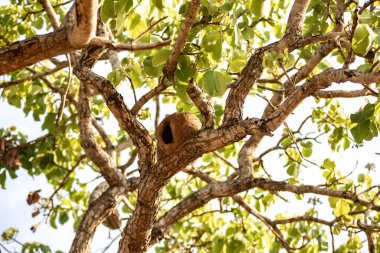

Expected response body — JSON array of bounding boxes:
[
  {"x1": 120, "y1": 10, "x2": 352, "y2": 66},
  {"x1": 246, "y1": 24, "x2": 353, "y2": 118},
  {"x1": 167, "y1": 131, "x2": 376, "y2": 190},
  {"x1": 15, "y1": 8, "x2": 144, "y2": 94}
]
[
  {"x1": 284, "y1": 0, "x2": 312, "y2": 41},
  {"x1": 315, "y1": 88, "x2": 375, "y2": 98},
  {"x1": 69, "y1": 177, "x2": 139, "y2": 253},
  {"x1": 0, "y1": 0, "x2": 98, "y2": 74},
  {"x1": 264, "y1": 69, "x2": 380, "y2": 132},
  {"x1": 77, "y1": 80, "x2": 120, "y2": 184},
  {"x1": 163, "y1": 0, "x2": 201, "y2": 79},
  {"x1": 39, "y1": 0, "x2": 60, "y2": 30},
  {"x1": 187, "y1": 81, "x2": 215, "y2": 129},
  {"x1": 74, "y1": 67, "x2": 155, "y2": 177},
  {"x1": 130, "y1": 0, "x2": 201, "y2": 116},
  {"x1": 90, "y1": 38, "x2": 171, "y2": 51},
  {"x1": 0, "y1": 61, "x2": 69, "y2": 90},
  {"x1": 150, "y1": 177, "x2": 380, "y2": 246},
  {"x1": 118, "y1": 116, "x2": 262, "y2": 253}
]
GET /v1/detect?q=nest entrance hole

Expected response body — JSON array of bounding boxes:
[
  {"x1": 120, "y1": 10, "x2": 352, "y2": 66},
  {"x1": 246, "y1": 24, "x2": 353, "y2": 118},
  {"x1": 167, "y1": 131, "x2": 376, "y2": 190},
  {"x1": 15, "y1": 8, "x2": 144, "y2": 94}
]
[{"x1": 162, "y1": 123, "x2": 173, "y2": 144}]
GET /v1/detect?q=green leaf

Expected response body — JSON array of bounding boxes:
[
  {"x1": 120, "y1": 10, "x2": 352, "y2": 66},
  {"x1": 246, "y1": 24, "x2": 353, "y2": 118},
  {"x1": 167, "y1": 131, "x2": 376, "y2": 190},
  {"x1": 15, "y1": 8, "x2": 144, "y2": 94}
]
[
  {"x1": 357, "y1": 63, "x2": 372, "y2": 73},
  {"x1": 175, "y1": 55, "x2": 193, "y2": 82},
  {"x1": 288, "y1": 227, "x2": 300, "y2": 237},
  {"x1": 352, "y1": 24, "x2": 374, "y2": 55},
  {"x1": 143, "y1": 56, "x2": 163, "y2": 77},
  {"x1": 129, "y1": 63, "x2": 143, "y2": 88},
  {"x1": 40, "y1": 153, "x2": 54, "y2": 170},
  {"x1": 107, "y1": 68, "x2": 126, "y2": 86},
  {"x1": 116, "y1": 12, "x2": 126, "y2": 36},
  {"x1": 226, "y1": 237, "x2": 245, "y2": 253},
  {"x1": 286, "y1": 163, "x2": 298, "y2": 176},
  {"x1": 138, "y1": 108, "x2": 151, "y2": 120},
  {"x1": 363, "y1": 103, "x2": 375, "y2": 118},
  {"x1": 0, "y1": 170, "x2": 6, "y2": 189},
  {"x1": 7, "y1": 168, "x2": 17, "y2": 179},
  {"x1": 322, "y1": 158, "x2": 335, "y2": 171},
  {"x1": 178, "y1": 3, "x2": 187, "y2": 14},
  {"x1": 101, "y1": 0, "x2": 116, "y2": 22},
  {"x1": 229, "y1": 59, "x2": 246, "y2": 73},
  {"x1": 151, "y1": 0, "x2": 164, "y2": 11},
  {"x1": 127, "y1": 13, "x2": 147, "y2": 38},
  {"x1": 302, "y1": 147, "x2": 312, "y2": 158},
  {"x1": 332, "y1": 224, "x2": 341, "y2": 235},
  {"x1": 2, "y1": 227, "x2": 18, "y2": 241},
  {"x1": 358, "y1": 173, "x2": 366, "y2": 183},
  {"x1": 202, "y1": 30, "x2": 222, "y2": 61},
  {"x1": 174, "y1": 83, "x2": 191, "y2": 104},
  {"x1": 213, "y1": 237, "x2": 225, "y2": 252},
  {"x1": 249, "y1": 0, "x2": 264, "y2": 17},
  {"x1": 199, "y1": 70, "x2": 228, "y2": 97},
  {"x1": 42, "y1": 112, "x2": 56, "y2": 132},
  {"x1": 228, "y1": 48, "x2": 247, "y2": 68},
  {"x1": 301, "y1": 141, "x2": 313, "y2": 148},
  {"x1": 32, "y1": 17, "x2": 44, "y2": 29},
  {"x1": 280, "y1": 137, "x2": 292, "y2": 147},
  {"x1": 175, "y1": 66, "x2": 193, "y2": 82},
  {"x1": 249, "y1": 0, "x2": 272, "y2": 19},
  {"x1": 117, "y1": 0, "x2": 133, "y2": 13},
  {"x1": 50, "y1": 211, "x2": 58, "y2": 229},
  {"x1": 333, "y1": 199, "x2": 350, "y2": 216},
  {"x1": 59, "y1": 211, "x2": 69, "y2": 225},
  {"x1": 152, "y1": 49, "x2": 171, "y2": 67},
  {"x1": 350, "y1": 119, "x2": 370, "y2": 143}
]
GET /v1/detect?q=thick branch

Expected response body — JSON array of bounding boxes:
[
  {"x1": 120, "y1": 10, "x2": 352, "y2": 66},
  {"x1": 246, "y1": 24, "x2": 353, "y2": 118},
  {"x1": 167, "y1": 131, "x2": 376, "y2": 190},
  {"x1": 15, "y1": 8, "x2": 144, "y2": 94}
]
[
  {"x1": 69, "y1": 177, "x2": 139, "y2": 253},
  {"x1": 284, "y1": 0, "x2": 311, "y2": 40},
  {"x1": 150, "y1": 177, "x2": 380, "y2": 245},
  {"x1": 148, "y1": 69, "x2": 380, "y2": 246},
  {"x1": 0, "y1": 0, "x2": 97, "y2": 75},
  {"x1": 0, "y1": 29, "x2": 75, "y2": 75},
  {"x1": 315, "y1": 88, "x2": 375, "y2": 98},
  {"x1": 119, "y1": 69, "x2": 380, "y2": 252},
  {"x1": 265, "y1": 69, "x2": 380, "y2": 132},
  {"x1": 237, "y1": 133, "x2": 265, "y2": 178},
  {"x1": 263, "y1": 0, "x2": 345, "y2": 118},
  {"x1": 222, "y1": 0, "x2": 348, "y2": 125},
  {"x1": 187, "y1": 81, "x2": 215, "y2": 129},
  {"x1": 119, "y1": 118, "x2": 261, "y2": 253},
  {"x1": 74, "y1": 67, "x2": 155, "y2": 176},
  {"x1": 163, "y1": 0, "x2": 201, "y2": 79},
  {"x1": 77, "y1": 81, "x2": 121, "y2": 185},
  {"x1": 66, "y1": 0, "x2": 98, "y2": 47}
]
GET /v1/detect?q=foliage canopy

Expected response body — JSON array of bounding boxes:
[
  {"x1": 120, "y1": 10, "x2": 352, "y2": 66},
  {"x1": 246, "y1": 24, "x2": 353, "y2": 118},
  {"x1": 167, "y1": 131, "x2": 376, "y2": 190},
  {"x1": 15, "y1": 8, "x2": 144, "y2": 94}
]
[{"x1": 1, "y1": 0, "x2": 380, "y2": 252}]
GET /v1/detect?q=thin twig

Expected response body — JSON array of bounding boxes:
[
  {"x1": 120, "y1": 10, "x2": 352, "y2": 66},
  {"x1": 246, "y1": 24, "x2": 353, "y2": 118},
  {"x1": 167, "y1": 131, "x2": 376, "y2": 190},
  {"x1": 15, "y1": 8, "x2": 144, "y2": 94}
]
[
  {"x1": 132, "y1": 16, "x2": 168, "y2": 42},
  {"x1": 56, "y1": 54, "x2": 72, "y2": 125},
  {"x1": 155, "y1": 95, "x2": 160, "y2": 129},
  {"x1": 90, "y1": 38, "x2": 171, "y2": 51}
]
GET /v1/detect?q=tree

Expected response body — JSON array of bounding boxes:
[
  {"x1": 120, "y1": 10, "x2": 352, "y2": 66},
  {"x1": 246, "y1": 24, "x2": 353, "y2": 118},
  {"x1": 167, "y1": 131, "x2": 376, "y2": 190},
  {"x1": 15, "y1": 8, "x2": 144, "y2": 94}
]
[{"x1": 1, "y1": 0, "x2": 380, "y2": 252}]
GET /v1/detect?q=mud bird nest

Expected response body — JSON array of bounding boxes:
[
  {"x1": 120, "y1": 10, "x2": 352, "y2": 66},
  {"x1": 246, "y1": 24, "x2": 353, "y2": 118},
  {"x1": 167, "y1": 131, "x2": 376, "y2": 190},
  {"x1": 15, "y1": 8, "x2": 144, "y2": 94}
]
[{"x1": 156, "y1": 112, "x2": 202, "y2": 159}]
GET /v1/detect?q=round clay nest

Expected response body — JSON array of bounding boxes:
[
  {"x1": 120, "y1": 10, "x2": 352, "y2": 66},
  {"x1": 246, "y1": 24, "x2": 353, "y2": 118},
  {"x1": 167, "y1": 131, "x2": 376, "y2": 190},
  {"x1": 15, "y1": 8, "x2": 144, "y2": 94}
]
[{"x1": 156, "y1": 112, "x2": 201, "y2": 159}]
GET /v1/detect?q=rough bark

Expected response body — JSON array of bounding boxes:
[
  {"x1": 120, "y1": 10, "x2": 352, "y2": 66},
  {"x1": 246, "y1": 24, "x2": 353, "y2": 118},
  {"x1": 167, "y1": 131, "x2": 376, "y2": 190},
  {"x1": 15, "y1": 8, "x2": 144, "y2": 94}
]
[
  {"x1": 69, "y1": 177, "x2": 139, "y2": 253},
  {"x1": 0, "y1": 29, "x2": 75, "y2": 75},
  {"x1": 0, "y1": 0, "x2": 98, "y2": 74}
]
